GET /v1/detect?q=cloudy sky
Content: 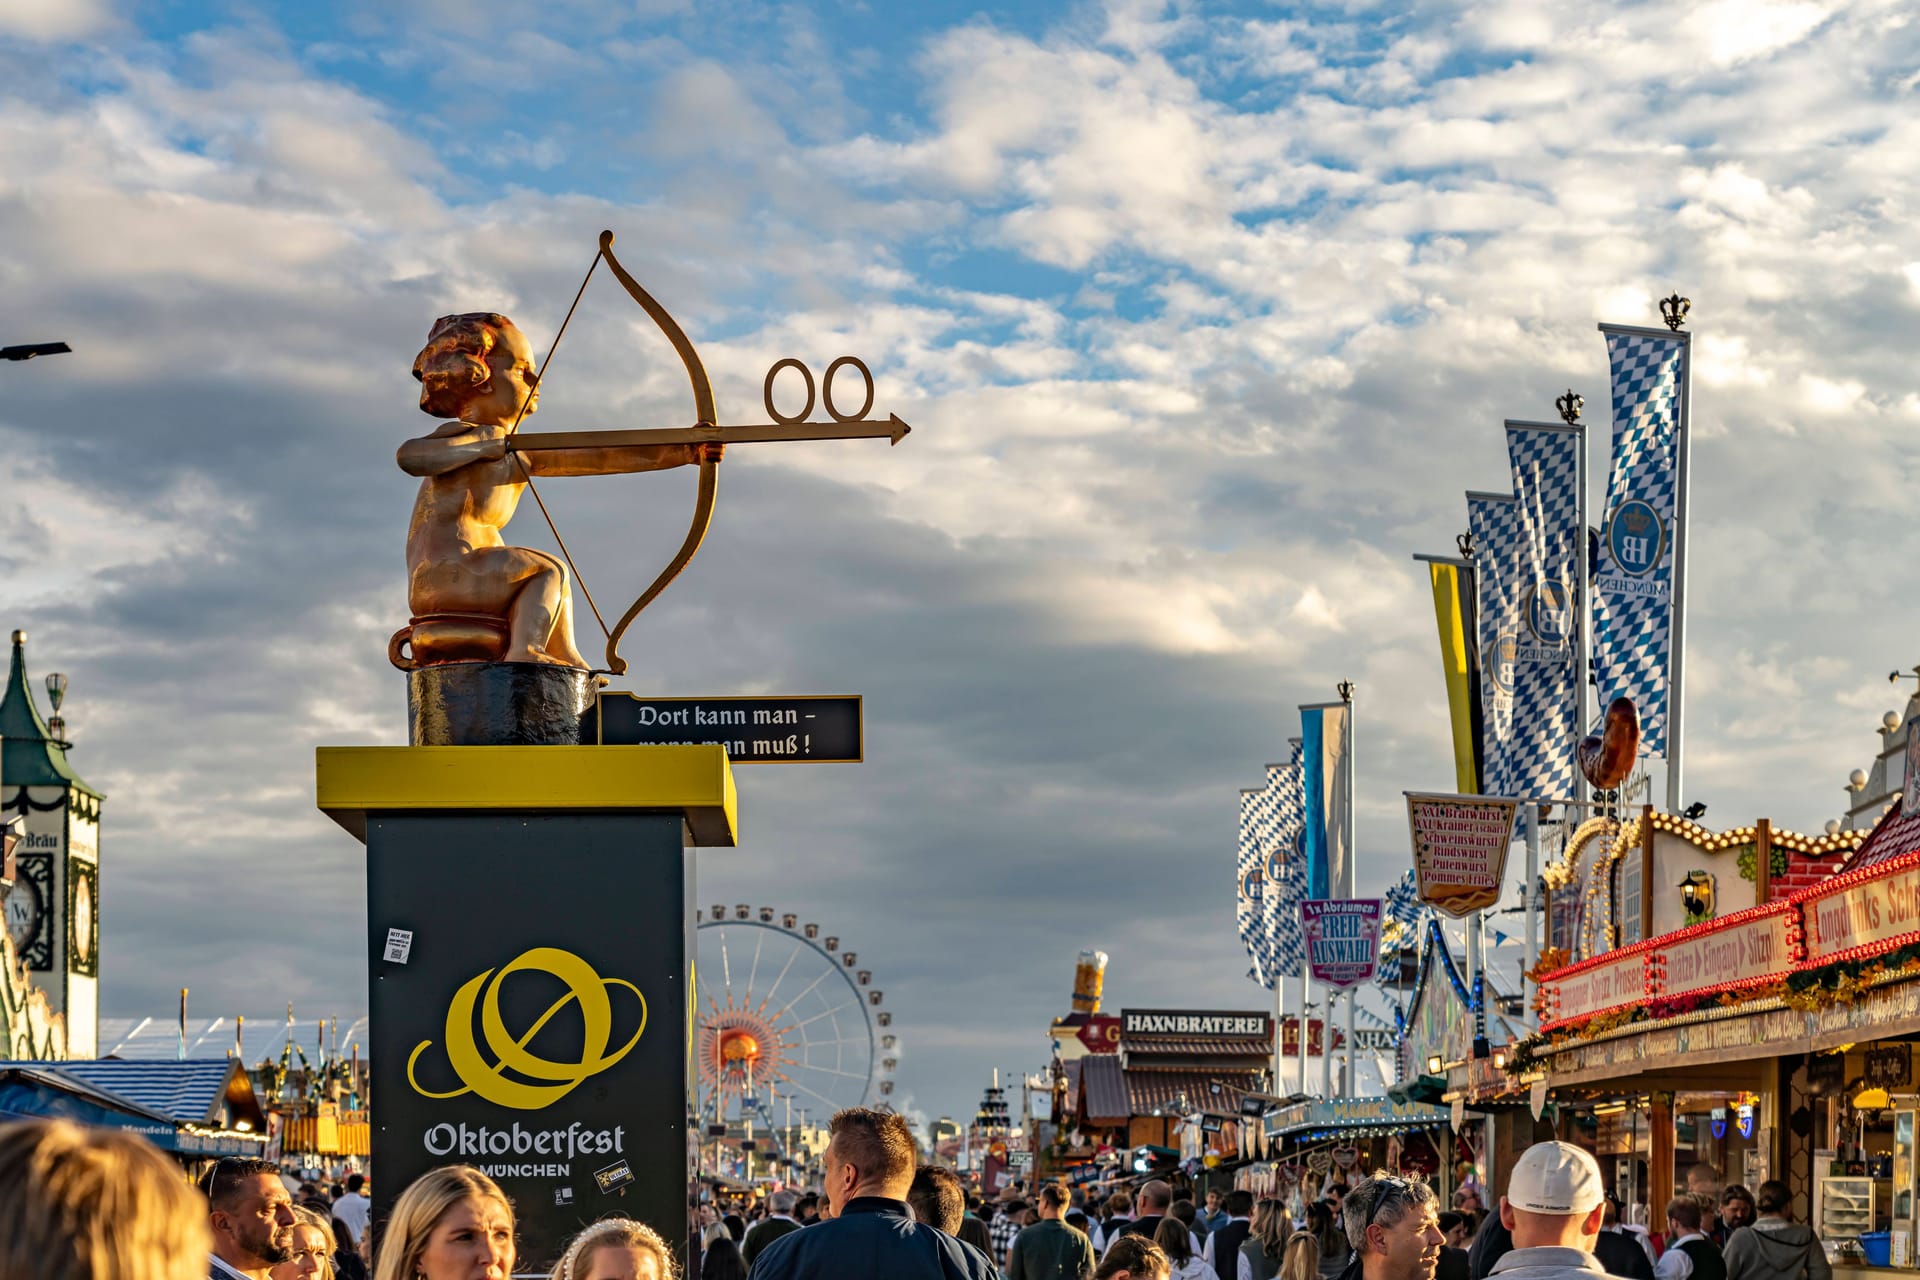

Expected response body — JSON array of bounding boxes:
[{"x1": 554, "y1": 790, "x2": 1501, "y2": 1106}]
[{"x1": 2, "y1": 0, "x2": 1918, "y2": 1123}]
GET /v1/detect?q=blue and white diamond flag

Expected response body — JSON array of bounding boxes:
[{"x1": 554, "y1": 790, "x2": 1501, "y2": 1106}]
[
  {"x1": 1504, "y1": 421, "x2": 1583, "y2": 801},
  {"x1": 1594, "y1": 327, "x2": 1687, "y2": 756},
  {"x1": 1467, "y1": 491, "x2": 1522, "y2": 796},
  {"x1": 1260, "y1": 743, "x2": 1307, "y2": 981},
  {"x1": 1237, "y1": 786, "x2": 1269, "y2": 986},
  {"x1": 1384, "y1": 868, "x2": 1422, "y2": 932}
]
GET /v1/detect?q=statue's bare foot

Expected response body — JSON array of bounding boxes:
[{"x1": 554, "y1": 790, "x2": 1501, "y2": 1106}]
[{"x1": 508, "y1": 644, "x2": 586, "y2": 669}]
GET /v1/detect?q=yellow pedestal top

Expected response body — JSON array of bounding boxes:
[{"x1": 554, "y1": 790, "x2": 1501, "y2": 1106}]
[{"x1": 315, "y1": 744, "x2": 736, "y2": 847}]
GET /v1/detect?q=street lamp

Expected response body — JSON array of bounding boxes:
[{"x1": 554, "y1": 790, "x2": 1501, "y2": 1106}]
[{"x1": 0, "y1": 342, "x2": 71, "y2": 362}]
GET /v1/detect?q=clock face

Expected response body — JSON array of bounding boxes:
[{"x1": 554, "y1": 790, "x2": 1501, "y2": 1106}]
[{"x1": 5, "y1": 877, "x2": 42, "y2": 953}]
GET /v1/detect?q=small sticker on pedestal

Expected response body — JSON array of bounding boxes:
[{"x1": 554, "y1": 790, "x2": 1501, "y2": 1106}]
[
  {"x1": 595, "y1": 1159, "x2": 634, "y2": 1194},
  {"x1": 384, "y1": 928, "x2": 414, "y2": 964},
  {"x1": 555, "y1": 1187, "x2": 574, "y2": 1207}
]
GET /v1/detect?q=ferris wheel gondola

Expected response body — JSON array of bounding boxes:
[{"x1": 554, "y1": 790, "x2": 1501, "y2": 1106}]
[{"x1": 694, "y1": 906, "x2": 894, "y2": 1130}]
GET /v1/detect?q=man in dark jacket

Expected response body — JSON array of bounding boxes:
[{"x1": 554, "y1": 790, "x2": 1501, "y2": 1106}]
[
  {"x1": 1110, "y1": 1180, "x2": 1171, "y2": 1254},
  {"x1": 1204, "y1": 1190, "x2": 1256, "y2": 1280},
  {"x1": 1710, "y1": 1188, "x2": 1755, "y2": 1249},
  {"x1": 743, "y1": 1190, "x2": 805, "y2": 1265},
  {"x1": 1654, "y1": 1196, "x2": 1724, "y2": 1280},
  {"x1": 749, "y1": 1107, "x2": 996, "y2": 1280},
  {"x1": 1590, "y1": 1197, "x2": 1655, "y2": 1280}
]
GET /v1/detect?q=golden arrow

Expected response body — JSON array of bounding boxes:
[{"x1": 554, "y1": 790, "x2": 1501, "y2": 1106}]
[{"x1": 507, "y1": 414, "x2": 910, "y2": 453}]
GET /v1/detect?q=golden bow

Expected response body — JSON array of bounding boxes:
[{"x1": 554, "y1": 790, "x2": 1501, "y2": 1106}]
[{"x1": 507, "y1": 230, "x2": 719, "y2": 677}]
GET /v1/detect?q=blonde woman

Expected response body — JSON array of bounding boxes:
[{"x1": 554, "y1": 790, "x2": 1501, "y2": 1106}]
[
  {"x1": 1241, "y1": 1199, "x2": 1292, "y2": 1280},
  {"x1": 550, "y1": 1217, "x2": 681, "y2": 1280},
  {"x1": 0, "y1": 1117, "x2": 209, "y2": 1280},
  {"x1": 1280, "y1": 1230, "x2": 1323, "y2": 1280},
  {"x1": 373, "y1": 1166, "x2": 515, "y2": 1280},
  {"x1": 275, "y1": 1207, "x2": 337, "y2": 1280}
]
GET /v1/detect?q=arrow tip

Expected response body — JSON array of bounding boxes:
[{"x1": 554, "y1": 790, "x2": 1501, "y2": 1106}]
[{"x1": 888, "y1": 413, "x2": 912, "y2": 445}]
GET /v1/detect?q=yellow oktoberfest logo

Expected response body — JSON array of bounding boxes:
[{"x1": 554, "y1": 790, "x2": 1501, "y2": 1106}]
[{"x1": 407, "y1": 947, "x2": 647, "y2": 1110}]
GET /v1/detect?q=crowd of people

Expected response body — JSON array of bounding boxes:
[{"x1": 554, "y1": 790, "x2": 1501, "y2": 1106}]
[{"x1": 0, "y1": 1108, "x2": 1835, "y2": 1280}]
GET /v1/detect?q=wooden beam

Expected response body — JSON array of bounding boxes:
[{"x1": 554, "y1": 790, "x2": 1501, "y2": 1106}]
[
  {"x1": 1756, "y1": 818, "x2": 1773, "y2": 904},
  {"x1": 1650, "y1": 1093, "x2": 1675, "y2": 1217}
]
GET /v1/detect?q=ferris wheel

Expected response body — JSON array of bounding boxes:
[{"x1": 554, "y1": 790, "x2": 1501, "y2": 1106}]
[{"x1": 694, "y1": 905, "x2": 895, "y2": 1127}]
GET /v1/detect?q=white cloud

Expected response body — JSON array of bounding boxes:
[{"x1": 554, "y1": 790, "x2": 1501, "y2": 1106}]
[{"x1": 0, "y1": 0, "x2": 111, "y2": 40}]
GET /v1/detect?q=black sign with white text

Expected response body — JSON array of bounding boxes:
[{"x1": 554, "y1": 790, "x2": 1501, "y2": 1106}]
[{"x1": 597, "y1": 694, "x2": 862, "y2": 763}]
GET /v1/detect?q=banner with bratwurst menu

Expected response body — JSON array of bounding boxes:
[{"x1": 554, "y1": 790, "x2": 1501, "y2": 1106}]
[{"x1": 1405, "y1": 793, "x2": 1520, "y2": 918}]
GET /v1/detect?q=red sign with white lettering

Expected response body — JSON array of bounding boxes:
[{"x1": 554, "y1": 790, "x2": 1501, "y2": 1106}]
[{"x1": 1075, "y1": 1016, "x2": 1121, "y2": 1054}]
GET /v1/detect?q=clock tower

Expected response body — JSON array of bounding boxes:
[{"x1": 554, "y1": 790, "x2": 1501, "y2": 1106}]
[{"x1": 0, "y1": 631, "x2": 102, "y2": 1058}]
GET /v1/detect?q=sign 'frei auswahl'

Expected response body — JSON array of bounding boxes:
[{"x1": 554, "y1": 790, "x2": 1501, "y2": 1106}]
[
  {"x1": 1405, "y1": 793, "x2": 1519, "y2": 918},
  {"x1": 1299, "y1": 899, "x2": 1383, "y2": 990}
]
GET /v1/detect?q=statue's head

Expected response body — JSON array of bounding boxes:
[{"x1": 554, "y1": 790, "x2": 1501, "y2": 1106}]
[{"x1": 411, "y1": 312, "x2": 536, "y2": 422}]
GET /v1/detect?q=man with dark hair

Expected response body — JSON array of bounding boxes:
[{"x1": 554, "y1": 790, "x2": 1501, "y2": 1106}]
[
  {"x1": 1722, "y1": 1181, "x2": 1828, "y2": 1280},
  {"x1": 1656, "y1": 1197, "x2": 1724, "y2": 1280},
  {"x1": 909, "y1": 1165, "x2": 967, "y2": 1234},
  {"x1": 1204, "y1": 1189, "x2": 1256, "y2": 1280},
  {"x1": 331, "y1": 1172, "x2": 369, "y2": 1248},
  {"x1": 200, "y1": 1157, "x2": 296, "y2": 1280},
  {"x1": 1711, "y1": 1188, "x2": 1755, "y2": 1248},
  {"x1": 995, "y1": 1198, "x2": 1032, "y2": 1266},
  {"x1": 1010, "y1": 1184, "x2": 1096, "y2": 1280},
  {"x1": 744, "y1": 1189, "x2": 804, "y2": 1265},
  {"x1": 749, "y1": 1108, "x2": 995, "y2": 1279}
]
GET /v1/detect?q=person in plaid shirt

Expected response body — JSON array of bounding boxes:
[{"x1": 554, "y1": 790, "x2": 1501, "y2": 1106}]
[{"x1": 994, "y1": 1200, "x2": 1032, "y2": 1267}]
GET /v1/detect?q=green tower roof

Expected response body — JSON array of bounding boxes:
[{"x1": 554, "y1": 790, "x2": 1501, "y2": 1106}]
[{"x1": 0, "y1": 631, "x2": 101, "y2": 799}]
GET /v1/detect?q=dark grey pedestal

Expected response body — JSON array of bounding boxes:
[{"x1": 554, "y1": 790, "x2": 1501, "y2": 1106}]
[
  {"x1": 366, "y1": 811, "x2": 691, "y2": 1270},
  {"x1": 407, "y1": 663, "x2": 596, "y2": 745}
]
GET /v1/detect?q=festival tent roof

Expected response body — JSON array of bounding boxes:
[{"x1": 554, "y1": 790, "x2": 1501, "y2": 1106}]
[{"x1": 0, "y1": 1059, "x2": 266, "y2": 1157}]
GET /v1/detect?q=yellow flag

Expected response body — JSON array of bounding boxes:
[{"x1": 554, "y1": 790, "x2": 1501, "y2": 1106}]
[{"x1": 1427, "y1": 562, "x2": 1480, "y2": 793}]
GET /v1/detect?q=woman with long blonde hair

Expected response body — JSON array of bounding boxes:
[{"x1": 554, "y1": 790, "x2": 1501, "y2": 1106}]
[
  {"x1": 273, "y1": 1206, "x2": 338, "y2": 1280},
  {"x1": 374, "y1": 1166, "x2": 515, "y2": 1280},
  {"x1": 0, "y1": 1117, "x2": 210, "y2": 1280},
  {"x1": 1280, "y1": 1230, "x2": 1324, "y2": 1280},
  {"x1": 550, "y1": 1217, "x2": 681, "y2": 1280},
  {"x1": 1240, "y1": 1199, "x2": 1292, "y2": 1280}
]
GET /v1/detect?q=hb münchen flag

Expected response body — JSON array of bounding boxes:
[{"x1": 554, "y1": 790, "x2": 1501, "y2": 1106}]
[
  {"x1": 1260, "y1": 744, "x2": 1306, "y2": 980},
  {"x1": 1236, "y1": 785, "x2": 1270, "y2": 986},
  {"x1": 1503, "y1": 420, "x2": 1584, "y2": 801},
  {"x1": 1467, "y1": 491, "x2": 1521, "y2": 797},
  {"x1": 1594, "y1": 325, "x2": 1687, "y2": 756}
]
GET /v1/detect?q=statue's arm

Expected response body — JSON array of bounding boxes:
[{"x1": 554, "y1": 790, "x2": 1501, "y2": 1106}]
[
  {"x1": 397, "y1": 425, "x2": 507, "y2": 477},
  {"x1": 521, "y1": 442, "x2": 703, "y2": 477}
]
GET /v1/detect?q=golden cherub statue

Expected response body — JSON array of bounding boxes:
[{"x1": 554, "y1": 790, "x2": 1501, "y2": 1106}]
[{"x1": 390, "y1": 312, "x2": 719, "y2": 670}]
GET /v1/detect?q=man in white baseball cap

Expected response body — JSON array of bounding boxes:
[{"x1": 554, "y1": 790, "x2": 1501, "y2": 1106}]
[{"x1": 1488, "y1": 1142, "x2": 1611, "y2": 1280}]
